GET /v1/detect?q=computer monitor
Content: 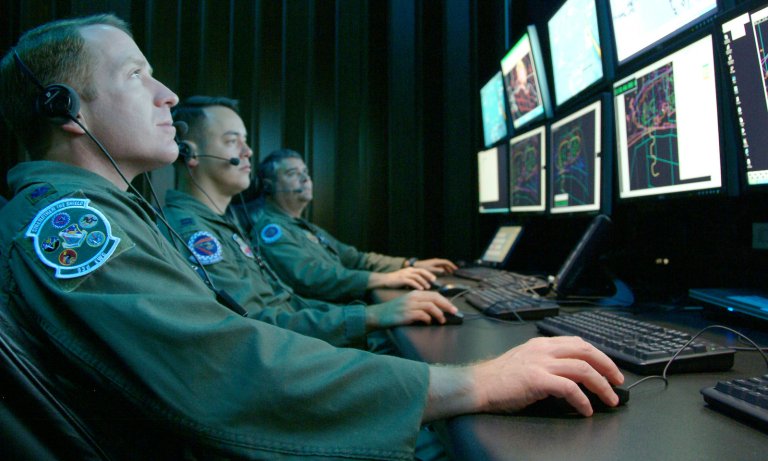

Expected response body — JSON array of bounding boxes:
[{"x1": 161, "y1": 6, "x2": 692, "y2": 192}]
[
  {"x1": 500, "y1": 25, "x2": 553, "y2": 130},
  {"x1": 477, "y1": 144, "x2": 510, "y2": 213},
  {"x1": 609, "y1": 0, "x2": 718, "y2": 65},
  {"x1": 547, "y1": 0, "x2": 613, "y2": 108},
  {"x1": 480, "y1": 71, "x2": 510, "y2": 147},
  {"x1": 721, "y1": 2, "x2": 768, "y2": 187},
  {"x1": 508, "y1": 125, "x2": 546, "y2": 212},
  {"x1": 614, "y1": 34, "x2": 723, "y2": 200},
  {"x1": 548, "y1": 98, "x2": 604, "y2": 214}
]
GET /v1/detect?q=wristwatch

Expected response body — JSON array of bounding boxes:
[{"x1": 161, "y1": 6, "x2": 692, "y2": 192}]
[{"x1": 405, "y1": 257, "x2": 418, "y2": 268}]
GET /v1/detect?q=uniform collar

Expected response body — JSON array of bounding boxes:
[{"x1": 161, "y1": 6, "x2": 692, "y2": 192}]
[{"x1": 165, "y1": 189, "x2": 243, "y2": 233}]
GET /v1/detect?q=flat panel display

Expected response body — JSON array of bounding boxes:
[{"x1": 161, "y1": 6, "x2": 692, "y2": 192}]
[
  {"x1": 721, "y1": 3, "x2": 768, "y2": 186},
  {"x1": 500, "y1": 25, "x2": 553, "y2": 130},
  {"x1": 609, "y1": 0, "x2": 718, "y2": 65},
  {"x1": 478, "y1": 144, "x2": 510, "y2": 213},
  {"x1": 614, "y1": 35, "x2": 722, "y2": 199},
  {"x1": 549, "y1": 99, "x2": 602, "y2": 214},
  {"x1": 480, "y1": 71, "x2": 509, "y2": 147},
  {"x1": 509, "y1": 126, "x2": 546, "y2": 212},
  {"x1": 548, "y1": 0, "x2": 604, "y2": 107}
]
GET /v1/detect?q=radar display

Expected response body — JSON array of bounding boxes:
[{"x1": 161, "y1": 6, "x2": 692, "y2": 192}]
[
  {"x1": 552, "y1": 109, "x2": 597, "y2": 208},
  {"x1": 510, "y1": 133, "x2": 542, "y2": 206}
]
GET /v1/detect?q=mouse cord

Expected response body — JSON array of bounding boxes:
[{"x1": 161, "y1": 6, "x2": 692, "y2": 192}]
[{"x1": 626, "y1": 325, "x2": 768, "y2": 391}]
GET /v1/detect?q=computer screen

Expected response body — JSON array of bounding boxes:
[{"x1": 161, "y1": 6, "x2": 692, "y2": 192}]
[
  {"x1": 609, "y1": 0, "x2": 718, "y2": 65},
  {"x1": 614, "y1": 34, "x2": 723, "y2": 199},
  {"x1": 480, "y1": 71, "x2": 509, "y2": 147},
  {"x1": 477, "y1": 144, "x2": 510, "y2": 213},
  {"x1": 509, "y1": 125, "x2": 546, "y2": 212},
  {"x1": 480, "y1": 225, "x2": 523, "y2": 264},
  {"x1": 721, "y1": 3, "x2": 768, "y2": 187},
  {"x1": 500, "y1": 25, "x2": 553, "y2": 130},
  {"x1": 548, "y1": 0, "x2": 604, "y2": 107},
  {"x1": 549, "y1": 99, "x2": 602, "y2": 214}
]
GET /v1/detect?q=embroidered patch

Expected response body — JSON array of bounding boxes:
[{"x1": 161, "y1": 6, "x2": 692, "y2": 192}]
[
  {"x1": 187, "y1": 231, "x2": 223, "y2": 265},
  {"x1": 260, "y1": 224, "x2": 283, "y2": 244},
  {"x1": 180, "y1": 217, "x2": 195, "y2": 227},
  {"x1": 26, "y1": 184, "x2": 56, "y2": 205},
  {"x1": 26, "y1": 198, "x2": 121, "y2": 279},
  {"x1": 232, "y1": 233, "x2": 254, "y2": 258}
]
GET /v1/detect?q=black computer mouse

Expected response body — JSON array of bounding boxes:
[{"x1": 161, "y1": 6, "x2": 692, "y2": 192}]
[
  {"x1": 520, "y1": 384, "x2": 629, "y2": 416},
  {"x1": 411, "y1": 311, "x2": 465, "y2": 326},
  {"x1": 438, "y1": 283, "x2": 471, "y2": 297}
]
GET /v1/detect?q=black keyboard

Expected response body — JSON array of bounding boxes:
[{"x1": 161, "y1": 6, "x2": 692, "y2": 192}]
[
  {"x1": 536, "y1": 311, "x2": 735, "y2": 375},
  {"x1": 465, "y1": 286, "x2": 559, "y2": 320},
  {"x1": 479, "y1": 271, "x2": 549, "y2": 290},
  {"x1": 701, "y1": 375, "x2": 768, "y2": 430},
  {"x1": 454, "y1": 266, "x2": 506, "y2": 281}
]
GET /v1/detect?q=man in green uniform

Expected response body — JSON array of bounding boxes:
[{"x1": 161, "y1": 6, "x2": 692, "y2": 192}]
[
  {"x1": 164, "y1": 95, "x2": 460, "y2": 350},
  {"x1": 251, "y1": 150, "x2": 459, "y2": 302},
  {"x1": 0, "y1": 14, "x2": 623, "y2": 459}
]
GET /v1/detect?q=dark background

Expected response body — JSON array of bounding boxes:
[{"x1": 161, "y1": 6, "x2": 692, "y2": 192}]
[{"x1": 1, "y1": 0, "x2": 766, "y2": 306}]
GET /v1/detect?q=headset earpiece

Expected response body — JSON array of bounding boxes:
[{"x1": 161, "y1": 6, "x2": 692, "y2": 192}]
[
  {"x1": 37, "y1": 83, "x2": 80, "y2": 123},
  {"x1": 178, "y1": 140, "x2": 195, "y2": 163},
  {"x1": 12, "y1": 49, "x2": 80, "y2": 125}
]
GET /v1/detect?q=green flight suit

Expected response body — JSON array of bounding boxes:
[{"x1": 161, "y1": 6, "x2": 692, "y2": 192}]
[
  {"x1": 0, "y1": 161, "x2": 429, "y2": 460},
  {"x1": 253, "y1": 201, "x2": 406, "y2": 302},
  {"x1": 162, "y1": 190, "x2": 367, "y2": 348}
]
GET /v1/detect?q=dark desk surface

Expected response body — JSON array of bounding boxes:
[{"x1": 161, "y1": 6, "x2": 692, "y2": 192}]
[{"x1": 376, "y1": 284, "x2": 768, "y2": 461}]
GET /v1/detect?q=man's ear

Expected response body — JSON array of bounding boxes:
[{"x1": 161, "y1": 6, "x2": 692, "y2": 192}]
[
  {"x1": 179, "y1": 140, "x2": 200, "y2": 167},
  {"x1": 60, "y1": 113, "x2": 86, "y2": 135}
]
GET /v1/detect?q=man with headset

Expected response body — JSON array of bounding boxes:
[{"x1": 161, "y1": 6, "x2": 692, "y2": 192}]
[
  {"x1": 251, "y1": 149, "x2": 459, "y2": 303},
  {"x1": 164, "y1": 95, "x2": 461, "y2": 351},
  {"x1": 0, "y1": 14, "x2": 623, "y2": 459}
]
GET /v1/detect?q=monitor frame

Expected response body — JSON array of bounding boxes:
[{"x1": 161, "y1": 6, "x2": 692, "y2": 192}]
[
  {"x1": 508, "y1": 124, "x2": 547, "y2": 213},
  {"x1": 548, "y1": 96, "x2": 612, "y2": 216},
  {"x1": 480, "y1": 70, "x2": 511, "y2": 148},
  {"x1": 613, "y1": 33, "x2": 726, "y2": 202},
  {"x1": 547, "y1": 0, "x2": 616, "y2": 110},
  {"x1": 477, "y1": 144, "x2": 511, "y2": 214},
  {"x1": 608, "y1": 0, "x2": 719, "y2": 67},
  {"x1": 500, "y1": 24, "x2": 553, "y2": 131}
]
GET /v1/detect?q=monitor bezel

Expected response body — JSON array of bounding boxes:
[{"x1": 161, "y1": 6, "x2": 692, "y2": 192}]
[
  {"x1": 478, "y1": 144, "x2": 511, "y2": 214},
  {"x1": 612, "y1": 32, "x2": 728, "y2": 202},
  {"x1": 508, "y1": 124, "x2": 548, "y2": 213},
  {"x1": 500, "y1": 24, "x2": 554, "y2": 132}
]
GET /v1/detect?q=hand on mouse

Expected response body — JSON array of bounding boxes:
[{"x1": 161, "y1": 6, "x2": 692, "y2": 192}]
[{"x1": 365, "y1": 291, "x2": 459, "y2": 329}]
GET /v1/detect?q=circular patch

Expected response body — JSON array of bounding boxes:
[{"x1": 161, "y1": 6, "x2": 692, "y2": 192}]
[
  {"x1": 58, "y1": 249, "x2": 77, "y2": 266},
  {"x1": 78, "y1": 213, "x2": 99, "y2": 229},
  {"x1": 52, "y1": 212, "x2": 70, "y2": 228},
  {"x1": 187, "y1": 231, "x2": 223, "y2": 265},
  {"x1": 260, "y1": 224, "x2": 283, "y2": 244},
  {"x1": 26, "y1": 198, "x2": 121, "y2": 279}
]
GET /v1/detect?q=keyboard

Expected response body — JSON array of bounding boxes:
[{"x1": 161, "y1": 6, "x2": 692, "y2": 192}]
[
  {"x1": 454, "y1": 266, "x2": 507, "y2": 281},
  {"x1": 536, "y1": 311, "x2": 735, "y2": 375},
  {"x1": 701, "y1": 375, "x2": 768, "y2": 431},
  {"x1": 479, "y1": 271, "x2": 549, "y2": 290},
  {"x1": 465, "y1": 286, "x2": 559, "y2": 320}
]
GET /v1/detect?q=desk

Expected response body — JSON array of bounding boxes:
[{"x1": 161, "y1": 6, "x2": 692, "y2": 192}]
[{"x1": 376, "y1": 286, "x2": 768, "y2": 461}]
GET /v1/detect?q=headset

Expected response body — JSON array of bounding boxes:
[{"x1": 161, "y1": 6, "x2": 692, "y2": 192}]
[{"x1": 12, "y1": 49, "x2": 80, "y2": 124}]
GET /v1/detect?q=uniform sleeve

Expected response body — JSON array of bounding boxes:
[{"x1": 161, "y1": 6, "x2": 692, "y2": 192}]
[
  {"x1": 255, "y1": 225, "x2": 372, "y2": 302},
  {"x1": 6, "y1": 219, "x2": 429, "y2": 459},
  {"x1": 330, "y1": 234, "x2": 406, "y2": 272}
]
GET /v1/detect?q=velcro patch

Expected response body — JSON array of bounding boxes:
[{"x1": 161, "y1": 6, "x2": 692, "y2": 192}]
[
  {"x1": 26, "y1": 198, "x2": 121, "y2": 279},
  {"x1": 187, "y1": 231, "x2": 223, "y2": 265},
  {"x1": 260, "y1": 224, "x2": 283, "y2": 244}
]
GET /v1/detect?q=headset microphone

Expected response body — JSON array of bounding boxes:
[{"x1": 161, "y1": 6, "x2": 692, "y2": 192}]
[
  {"x1": 273, "y1": 188, "x2": 304, "y2": 194},
  {"x1": 196, "y1": 155, "x2": 241, "y2": 166}
]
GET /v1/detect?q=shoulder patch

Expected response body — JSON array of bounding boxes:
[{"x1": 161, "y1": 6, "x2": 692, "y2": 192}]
[
  {"x1": 26, "y1": 198, "x2": 121, "y2": 279},
  {"x1": 187, "y1": 231, "x2": 223, "y2": 265},
  {"x1": 260, "y1": 224, "x2": 283, "y2": 244},
  {"x1": 26, "y1": 183, "x2": 57, "y2": 205}
]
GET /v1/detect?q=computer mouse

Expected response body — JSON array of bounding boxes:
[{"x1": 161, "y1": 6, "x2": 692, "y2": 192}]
[
  {"x1": 520, "y1": 384, "x2": 629, "y2": 416},
  {"x1": 438, "y1": 283, "x2": 471, "y2": 297},
  {"x1": 411, "y1": 311, "x2": 464, "y2": 326}
]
